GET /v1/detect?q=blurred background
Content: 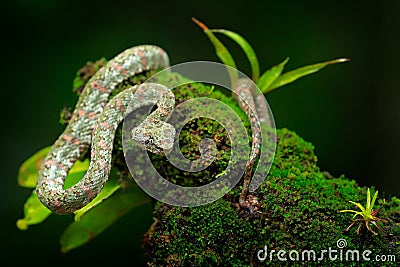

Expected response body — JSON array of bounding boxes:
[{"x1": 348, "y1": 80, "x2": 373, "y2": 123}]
[{"x1": 2, "y1": 0, "x2": 399, "y2": 265}]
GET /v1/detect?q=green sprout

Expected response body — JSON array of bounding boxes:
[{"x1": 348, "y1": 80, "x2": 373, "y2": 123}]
[{"x1": 340, "y1": 188, "x2": 390, "y2": 235}]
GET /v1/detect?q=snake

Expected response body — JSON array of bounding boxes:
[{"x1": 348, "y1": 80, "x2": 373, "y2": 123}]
[{"x1": 36, "y1": 45, "x2": 264, "y2": 214}]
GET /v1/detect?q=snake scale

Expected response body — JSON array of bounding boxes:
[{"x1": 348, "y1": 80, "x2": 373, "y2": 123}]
[{"x1": 36, "y1": 45, "x2": 264, "y2": 214}]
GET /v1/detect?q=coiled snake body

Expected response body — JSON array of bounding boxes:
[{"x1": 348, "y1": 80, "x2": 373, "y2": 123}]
[{"x1": 36, "y1": 45, "x2": 263, "y2": 214}]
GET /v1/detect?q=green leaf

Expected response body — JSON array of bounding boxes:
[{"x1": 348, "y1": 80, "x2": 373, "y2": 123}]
[
  {"x1": 366, "y1": 188, "x2": 371, "y2": 211},
  {"x1": 369, "y1": 190, "x2": 379, "y2": 213},
  {"x1": 211, "y1": 29, "x2": 260, "y2": 81},
  {"x1": 258, "y1": 57, "x2": 289, "y2": 93},
  {"x1": 74, "y1": 169, "x2": 121, "y2": 221},
  {"x1": 60, "y1": 184, "x2": 150, "y2": 253},
  {"x1": 266, "y1": 58, "x2": 349, "y2": 92},
  {"x1": 16, "y1": 191, "x2": 52, "y2": 230},
  {"x1": 17, "y1": 147, "x2": 51, "y2": 188},
  {"x1": 339, "y1": 209, "x2": 357, "y2": 213},
  {"x1": 348, "y1": 200, "x2": 366, "y2": 212},
  {"x1": 63, "y1": 159, "x2": 90, "y2": 189},
  {"x1": 192, "y1": 18, "x2": 238, "y2": 84},
  {"x1": 340, "y1": 209, "x2": 363, "y2": 217}
]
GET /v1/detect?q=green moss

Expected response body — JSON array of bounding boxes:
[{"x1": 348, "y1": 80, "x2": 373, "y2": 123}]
[
  {"x1": 73, "y1": 57, "x2": 107, "y2": 95},
  {"x1": 143, "y1": 129, "x2": 399, "y2": 266},
  {"x1": 69, "y1": 59, "x2": 399, "y2": 266}
]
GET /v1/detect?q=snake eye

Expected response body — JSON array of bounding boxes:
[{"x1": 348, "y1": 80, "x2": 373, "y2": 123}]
[{"x1": 145, "y1": 138, "x2": 154, "y2": 146}]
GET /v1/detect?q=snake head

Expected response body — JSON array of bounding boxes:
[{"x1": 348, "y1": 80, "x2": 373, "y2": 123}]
[{"x1": 131, "y1": 122, "x2": 175, "y2": 155}]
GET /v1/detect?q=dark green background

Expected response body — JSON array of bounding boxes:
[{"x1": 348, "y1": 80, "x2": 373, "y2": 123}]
[{"x1": 2, "y1": 0, "x2": 399, "y2": 265}]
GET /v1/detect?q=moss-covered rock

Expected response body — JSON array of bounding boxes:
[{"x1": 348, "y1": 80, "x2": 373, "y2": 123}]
[
  {"x1": 143, "y1": 128, "x2": 399, "y2": 266},
  {"x1": 70, "y1": 60, "x2": 399, "y2": 266}
]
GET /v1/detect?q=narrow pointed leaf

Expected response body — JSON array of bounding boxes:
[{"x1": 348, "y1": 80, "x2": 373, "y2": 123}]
[
  {"x1": 266, "y1": 58, "x2": 349, "y2": 92},
  {"x1": 348, "y1": 200, "x2": 366, "y2": 212},
  {"x1": 211, "y1": 29, "x2": 260, "y2": 81},
  {"x1": 60, "y1": 184, "x2": 150, "y2": 253},
  {"x1": 339, "y1": 209, "x2": 358, "y2": 213},
  {"x1": 366, "y1": 188, "x2": 371, "y2": 211},
  {"x1": 369, "y1": 190, "x2": 379, "y2": 213},
  {"x1": 16, "y1": 191, "x2": 52, "y2": 230},
  {"x1": 192, "y1": 18, "x2": 238, "y2": 84},
  {"x1": 17, "y1": 147, "x2": 51, "y2": 188},
  {"x1": 339, "y1": 209, "x2": 363, "y2": 218},
  {"x1": 258, "y1": 57, "x2": 289, "y2": 93},
  {"x1": 74, "y1": 169, "x2": 121, "y2": 221}
]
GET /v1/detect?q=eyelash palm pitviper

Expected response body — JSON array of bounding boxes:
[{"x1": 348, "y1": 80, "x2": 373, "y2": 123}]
[{"x1": 36, "y1": 45, "x2": 264, "y2": 214}]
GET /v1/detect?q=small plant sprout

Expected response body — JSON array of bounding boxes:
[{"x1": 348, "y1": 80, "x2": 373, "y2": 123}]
[{"x1": 340, "y1": 188, "x2": 390, "y2": 235}]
